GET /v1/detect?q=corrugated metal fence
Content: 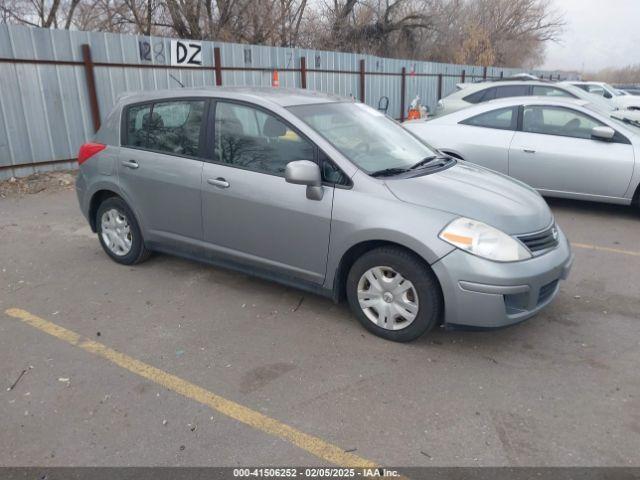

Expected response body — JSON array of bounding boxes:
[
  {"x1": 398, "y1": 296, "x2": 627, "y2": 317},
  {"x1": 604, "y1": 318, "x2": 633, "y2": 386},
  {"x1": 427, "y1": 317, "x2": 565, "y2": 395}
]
[{"x1": 0, "y1": 24, "x2": 566, "y2": 179}]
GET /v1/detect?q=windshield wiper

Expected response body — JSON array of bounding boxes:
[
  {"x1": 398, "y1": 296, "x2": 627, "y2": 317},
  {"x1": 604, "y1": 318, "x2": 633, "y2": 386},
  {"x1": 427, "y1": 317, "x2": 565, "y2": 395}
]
[
  {"x1": 409, "y1": 155, "x2": 453, "y2": 170},
  {"x1": 370, "y1": 167, "x2": 409, "y2": 178}
]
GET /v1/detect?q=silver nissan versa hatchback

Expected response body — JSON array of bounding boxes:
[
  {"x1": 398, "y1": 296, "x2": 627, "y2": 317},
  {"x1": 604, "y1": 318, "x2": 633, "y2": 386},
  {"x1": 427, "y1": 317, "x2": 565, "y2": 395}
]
[{"x1": 76, "y1": 87, "x2": 573, "y2": 342}]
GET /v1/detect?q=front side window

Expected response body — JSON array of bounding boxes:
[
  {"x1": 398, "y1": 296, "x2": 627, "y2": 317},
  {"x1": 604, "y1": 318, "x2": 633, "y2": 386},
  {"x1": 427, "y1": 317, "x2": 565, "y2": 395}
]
[
  {"x1": 214, "y1": 102, "x2": 314, "y2": 176},
  {"x1": 532, "y1": 86, "x2": 575, "y2": 98},
  {"x1": 147, "y1": 100, "x2": 205, "y2": 156},
  {"x1": 586, "y1": 85, "x2": 606, "y2": 97},
  {"x1": 522, "y1": 106, "x2": 603, "y2": 139},
  {"x1": 288, "y1": 102, "x2": 441, "y2": 174},
  {"x1": 460, "y1": 107, "x2": 517, "y2": 130}
]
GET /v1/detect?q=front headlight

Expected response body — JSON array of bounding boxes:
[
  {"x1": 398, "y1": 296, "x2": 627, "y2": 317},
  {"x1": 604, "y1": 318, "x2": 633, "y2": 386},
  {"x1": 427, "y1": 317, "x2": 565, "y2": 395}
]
[{"x1": 439, "y1": 217, "x2": 532, "y2": 262}]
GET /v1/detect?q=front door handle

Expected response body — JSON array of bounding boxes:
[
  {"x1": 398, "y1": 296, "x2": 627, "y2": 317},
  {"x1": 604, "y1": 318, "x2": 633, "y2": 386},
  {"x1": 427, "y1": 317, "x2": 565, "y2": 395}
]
[
  {"x1": 121, "y1": 159, "x2": 139, "y2": 169},
  {"x1": 523, "y1": 149, "x2": 536, "y2": 154},
  {"x1": 207, "y1": 177, "x2": 230, "y2": 188}
]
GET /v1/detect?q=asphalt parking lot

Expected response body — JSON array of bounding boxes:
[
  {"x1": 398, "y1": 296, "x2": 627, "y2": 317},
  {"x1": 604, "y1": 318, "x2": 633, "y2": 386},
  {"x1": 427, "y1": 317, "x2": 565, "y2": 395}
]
[{"x1": 1, "y1": 181, "x2": 639, "y2": 467}]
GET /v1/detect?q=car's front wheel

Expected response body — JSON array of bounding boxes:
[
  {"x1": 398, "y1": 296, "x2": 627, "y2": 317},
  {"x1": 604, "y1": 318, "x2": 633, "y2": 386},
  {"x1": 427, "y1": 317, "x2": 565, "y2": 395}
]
[
  {"x1": 346, "y1": 246, "x2": 443, "y2": 342},
  {"x1": 96, "y1": 196, "x2": 150, "y2": 265}
]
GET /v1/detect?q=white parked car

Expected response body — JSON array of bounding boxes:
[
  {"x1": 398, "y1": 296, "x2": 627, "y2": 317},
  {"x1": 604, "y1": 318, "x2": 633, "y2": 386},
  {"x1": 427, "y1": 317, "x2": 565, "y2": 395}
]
[
  {"x1": 569, "y1": 81, "x2": 640, "y2": 110},
  {"x1": 404, "y1": 97, "x2": 640, "y2": 207},
  {"x1": 435, "y1": 80, "x2": 615, "y2": 117}
]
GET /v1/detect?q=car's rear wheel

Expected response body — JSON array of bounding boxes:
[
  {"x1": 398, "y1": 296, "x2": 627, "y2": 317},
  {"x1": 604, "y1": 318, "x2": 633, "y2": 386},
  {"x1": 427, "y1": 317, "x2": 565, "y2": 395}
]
[
  {"x1": 96, "y1": 196, "x2": 150, "y2": 265},
  {"x1": 346, "y1": 246, "x2": 443, "y2": 342}
]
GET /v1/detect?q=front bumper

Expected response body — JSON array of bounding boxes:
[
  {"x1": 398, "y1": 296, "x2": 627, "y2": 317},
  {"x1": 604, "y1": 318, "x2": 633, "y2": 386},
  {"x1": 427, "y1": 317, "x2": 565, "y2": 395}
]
[{"x1": 431, "y1": 229, "x2": 573, "y2": 329}]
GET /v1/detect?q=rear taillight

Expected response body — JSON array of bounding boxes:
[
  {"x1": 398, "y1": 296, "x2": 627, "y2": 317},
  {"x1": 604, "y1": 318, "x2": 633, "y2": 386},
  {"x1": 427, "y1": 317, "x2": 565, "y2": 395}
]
[{"x1": 78, "y1": 142, "x2": 106, "y2": 165}]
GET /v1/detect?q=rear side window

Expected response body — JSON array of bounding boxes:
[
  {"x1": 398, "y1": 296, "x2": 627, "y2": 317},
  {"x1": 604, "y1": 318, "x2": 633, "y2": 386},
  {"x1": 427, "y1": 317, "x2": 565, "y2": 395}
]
[
  {"x1": 494, "y1": 85, "x2": 530, "y2": 99},
  {"x1": 147, "y1": 101, "x2": 205, "y2": 156},
  {"x1": 125, "y1": 104, "x2": 151, "y2": 148},
  {"x1": 460, "y1": 106, "x2": 517, "y2": 130},
  {"x1": 123, "y1": 99, "x2": 205, "y2": 157}
]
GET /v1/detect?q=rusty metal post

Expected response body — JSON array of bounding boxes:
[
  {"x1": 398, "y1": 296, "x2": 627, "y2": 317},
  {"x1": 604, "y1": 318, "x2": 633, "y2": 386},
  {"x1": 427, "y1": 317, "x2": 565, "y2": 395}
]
[
  {"x1": 214, "y1": 47, "x2": 223, "y2": 86},
  {"x1": 359, "y1": 59, "x2": 365, "y2": 102},
  {"x1": 437, "y1": 73, "x2": 443, "y2": 100},
  {"x1": 81, "y1": 44, "x2": 101, "y2": 133},
  {"x1": 400, "y1": 67, "x2": 406, "y2": 122},
  {"x1": 461, "y1": 69, "x2": 466, "y2": 83},
  {"x1": 300, "y1": 57, "x2": 307, "y2": 89},
  {"x1": 482, "y1": 66, "x2": 487, "y2": 81}
]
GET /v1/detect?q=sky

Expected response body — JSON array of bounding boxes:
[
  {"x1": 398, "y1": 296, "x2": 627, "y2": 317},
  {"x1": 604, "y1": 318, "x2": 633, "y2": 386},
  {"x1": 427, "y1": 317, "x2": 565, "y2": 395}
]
[{"x1": 542, "y1": 0, "x2": 640, "y2": 72}]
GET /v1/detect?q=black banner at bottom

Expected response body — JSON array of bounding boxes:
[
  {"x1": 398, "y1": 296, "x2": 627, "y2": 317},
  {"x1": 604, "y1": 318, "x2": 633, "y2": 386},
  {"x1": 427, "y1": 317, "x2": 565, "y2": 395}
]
[{"x1": 0, "y1": 468, "x2": 639, "y2": 480}]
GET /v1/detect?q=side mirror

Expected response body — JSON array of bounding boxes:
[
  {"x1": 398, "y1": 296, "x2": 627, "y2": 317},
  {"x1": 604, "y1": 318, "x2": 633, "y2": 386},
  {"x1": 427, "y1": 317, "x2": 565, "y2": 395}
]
[
  {"x1": 285, "y1": 160, "x2": 323, "y2": 200},
  {"x1": 591, "y1": 126, "x2": 615, "y2": 141}
]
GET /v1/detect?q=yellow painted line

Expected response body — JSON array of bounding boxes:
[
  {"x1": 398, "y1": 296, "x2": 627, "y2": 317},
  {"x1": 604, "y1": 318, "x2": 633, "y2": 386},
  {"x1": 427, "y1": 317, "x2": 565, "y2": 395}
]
[
  {"x1": 4, "y1": 308, "x2": 377, "y2": 468},
  {"x1": 571, "y1": 242, "x2": 640, "y2": 257}
]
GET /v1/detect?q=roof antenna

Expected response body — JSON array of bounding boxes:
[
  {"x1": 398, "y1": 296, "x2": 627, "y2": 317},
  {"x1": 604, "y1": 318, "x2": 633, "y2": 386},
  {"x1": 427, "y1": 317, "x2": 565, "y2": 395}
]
[{"x1": 169, "y1": 73, "x2": 184, "y2": 88}]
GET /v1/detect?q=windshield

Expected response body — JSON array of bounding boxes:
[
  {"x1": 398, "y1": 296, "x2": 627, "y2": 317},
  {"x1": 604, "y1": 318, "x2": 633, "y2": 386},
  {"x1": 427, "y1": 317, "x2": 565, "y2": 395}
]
[
  {"x1": 610, "y1": 114, "x2": 640, "y2": 133},
  {"x1": 565, "y1": 84, "x2": 616, "y2": 112},
  {"x1": 603, "y1": 83, "x2": 625, "y2": 96},
  {"x1": 288, "y1": 102, "x2": 440, "y2": 174}
]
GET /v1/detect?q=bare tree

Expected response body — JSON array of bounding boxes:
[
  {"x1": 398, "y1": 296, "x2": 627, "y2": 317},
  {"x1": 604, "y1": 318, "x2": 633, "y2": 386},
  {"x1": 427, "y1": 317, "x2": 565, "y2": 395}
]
[
  {"x1": 0, "y1": 0, "x2": 565, "y2": 68},
  {"x1": 1, "y1": 0, "x2": 81, "y2": 28}
]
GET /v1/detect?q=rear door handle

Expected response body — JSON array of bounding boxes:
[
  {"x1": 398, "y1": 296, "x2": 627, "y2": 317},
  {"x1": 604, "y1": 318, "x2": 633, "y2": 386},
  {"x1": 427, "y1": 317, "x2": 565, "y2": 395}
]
[
  {"x1": 121, "y1": 159, "x2": 139, "y2": 169},
  {"x1": 523, "y1": 149, "x2": 536, "y2": 154},
  {"x1": 207, "y1": 177, "x2": 230, "y2": 188}
]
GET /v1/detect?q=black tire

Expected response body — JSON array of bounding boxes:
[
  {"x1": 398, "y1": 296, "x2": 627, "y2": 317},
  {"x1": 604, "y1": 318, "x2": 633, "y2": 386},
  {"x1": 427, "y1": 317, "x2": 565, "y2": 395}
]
[
  {"x1": 95, "y1": 196, "x2": 150, "y2": 265},
  {"x1": 346, "y1": 246, "x2": 443, "y2": 342}
]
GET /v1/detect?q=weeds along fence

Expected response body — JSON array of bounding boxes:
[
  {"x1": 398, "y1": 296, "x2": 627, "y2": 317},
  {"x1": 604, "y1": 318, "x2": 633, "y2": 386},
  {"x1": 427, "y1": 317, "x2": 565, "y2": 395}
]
[{"x1": 0, "y1": 24, "x2": 566, "y2": 180}]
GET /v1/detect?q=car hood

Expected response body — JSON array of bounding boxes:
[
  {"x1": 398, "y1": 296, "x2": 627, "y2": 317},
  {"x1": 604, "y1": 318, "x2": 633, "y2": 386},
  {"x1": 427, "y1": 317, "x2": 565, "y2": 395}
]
[
  {"x1": 614, "y1": 96, "x2": 640, "y2": 109},
  {"x1": 384, "y1": 162, "x2": 553, "y2": 235}
]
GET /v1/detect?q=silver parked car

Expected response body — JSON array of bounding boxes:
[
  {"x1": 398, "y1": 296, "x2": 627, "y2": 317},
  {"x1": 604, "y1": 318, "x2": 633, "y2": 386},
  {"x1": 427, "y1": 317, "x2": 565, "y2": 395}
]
[
  {"x1": 404, "y1": 96, "x2": 640, "y2": 207},
  {"x1": 569, "y1": 81, "x2": 640, "y2": 110},
  {"x1": 436, "y1": 80, "x2": 615, "y2": 117},
  {"x1": 76, "y1": 88, "x2": 573, "y2": 342}
]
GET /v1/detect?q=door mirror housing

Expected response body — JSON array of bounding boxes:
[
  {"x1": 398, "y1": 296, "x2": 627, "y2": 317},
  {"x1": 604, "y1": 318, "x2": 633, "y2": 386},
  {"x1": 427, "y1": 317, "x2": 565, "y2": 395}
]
[
  {"x1": 285, "y1": 160, "x2": 323, "y2": 200},
  {"x1": 591, "y1": 126, "x2": 615, "y2": 141}
]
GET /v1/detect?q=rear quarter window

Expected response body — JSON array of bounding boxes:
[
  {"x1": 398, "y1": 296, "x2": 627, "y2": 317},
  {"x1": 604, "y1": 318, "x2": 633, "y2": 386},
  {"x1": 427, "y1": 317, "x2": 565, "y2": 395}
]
[
  {"x1": 124, "y1": 104, "x2": 151, "y2": 148},
  {"x1": 463, "y1": 88, "x2": 494, "y2": 104}
]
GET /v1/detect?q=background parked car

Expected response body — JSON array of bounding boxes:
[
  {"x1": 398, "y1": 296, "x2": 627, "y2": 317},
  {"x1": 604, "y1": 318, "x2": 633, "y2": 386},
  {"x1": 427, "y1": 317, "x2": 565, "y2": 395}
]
[
  {"x1": 570, "y1": 81, "x2": 640, "y2": 110},
  {"x1": 614, "y1": 85, "x2": 640, "y2": 96},
  {"x1": 435, "y1": 79, "x2": 615, "y2": 117},
  {"x1": 404, "y1": 97, "x2": 640, "y2": 208}
]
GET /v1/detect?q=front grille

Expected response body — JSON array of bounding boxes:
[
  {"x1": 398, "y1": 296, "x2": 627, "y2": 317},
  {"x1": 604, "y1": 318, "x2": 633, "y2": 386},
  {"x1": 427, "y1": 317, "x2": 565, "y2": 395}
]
[
  {"x1": 517, "y1": 224, "x2": 559, "y2": 254},
  {"x1": 538, "y1": 280, "x2": 559, "y2": 305}
]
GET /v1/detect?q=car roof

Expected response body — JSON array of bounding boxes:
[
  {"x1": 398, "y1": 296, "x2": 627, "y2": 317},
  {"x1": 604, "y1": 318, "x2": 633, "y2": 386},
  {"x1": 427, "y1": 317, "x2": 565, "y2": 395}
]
[
  {"x1": 460, "y1": 79, "x2": 555, "y2": 90},
  {"x1": 569, "y1": 81, "x2": 605, "y2": 86},
  {"x1": 115, "y1": 86, "x2": 349, "y2": 108},
  {"x1": 483, "y1": 96, "x2": 591, "y2": 108},
  {"x1": 424, "y1": 96, "x2": 597, "y2": 125}
]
